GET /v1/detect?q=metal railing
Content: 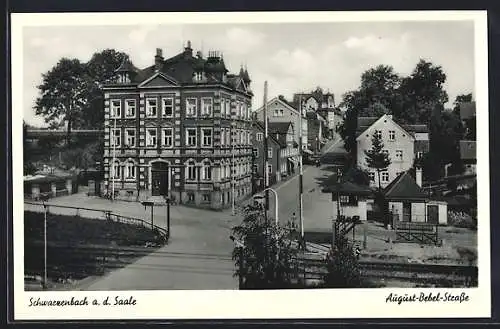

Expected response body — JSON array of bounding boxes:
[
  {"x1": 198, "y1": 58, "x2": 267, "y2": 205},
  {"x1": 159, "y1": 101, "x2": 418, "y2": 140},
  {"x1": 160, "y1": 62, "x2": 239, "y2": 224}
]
[{"x1": 24, "y1": 201, "x2": 168, "y2": 237}]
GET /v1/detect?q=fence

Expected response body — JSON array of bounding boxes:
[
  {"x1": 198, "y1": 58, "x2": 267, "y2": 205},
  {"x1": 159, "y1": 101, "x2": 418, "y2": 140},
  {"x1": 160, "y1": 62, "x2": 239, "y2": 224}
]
[
  {"x1": 24, "y1": 201, "x2": 168, "y2": 237},
  {"x1": 394, "y1": 221, "x2": 440, "y2": 245}
]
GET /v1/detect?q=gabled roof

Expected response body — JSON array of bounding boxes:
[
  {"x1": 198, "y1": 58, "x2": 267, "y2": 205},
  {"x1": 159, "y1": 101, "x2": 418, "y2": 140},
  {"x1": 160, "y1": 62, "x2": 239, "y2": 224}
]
[
  {"x1": 383, "y1": 171, "x2": 428, "y2": 201},
  {"x1": 459, "y1": 102, "x2": 476, "y2": 120},
  {"x1": 460, "y1": 140, "x2": 476, "y2": 160},
  {"x1": 253, "y1": 96, "x2": 300, "y2": 114},
  {"x1": 401, "y1": 124, "x2": 429, "y2": 134},
  {"x1": 253, "y1": 121, "x2": 282, "y2": 146},
  {"x1": 356, "y1": 114, "x2": 415, "y2": 141}
]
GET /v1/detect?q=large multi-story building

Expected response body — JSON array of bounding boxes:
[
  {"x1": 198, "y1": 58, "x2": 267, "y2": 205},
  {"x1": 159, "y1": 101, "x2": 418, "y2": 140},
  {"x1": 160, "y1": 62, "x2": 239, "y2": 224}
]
[
  {"x1": 356, "y1": 114, "x2": 429, "y2": 188},
  {"x1": 101, "y1": 41, "x2": 254, "y2": 209}
]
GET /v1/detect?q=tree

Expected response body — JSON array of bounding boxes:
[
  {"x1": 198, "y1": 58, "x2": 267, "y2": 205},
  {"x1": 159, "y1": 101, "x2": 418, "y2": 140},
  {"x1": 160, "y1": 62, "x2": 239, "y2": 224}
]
[
  {"x1": 232, "y1": 203, "x2": 298, "y2": 289},
  {"x1": 398, "y1": 59, "x2": 448, "y2": 125},
  {"x1": 364, "y1": 132, "x2": 391, "y2": 190},
  {"x1": 452, "y1": 93, "x2": 473, "y2": 115},
  {"x1": 323, "y1": 235, "x2": 361, "y2": 288},
  {"x1": 337, "y1": 65, "x2": 401, "y2": 156},
  {"x1": 82, "y1": 49, "x2": 131, "y2": 129},
  {"x1": 34, "y1": 58, "x2": 89, "y2": 146}
]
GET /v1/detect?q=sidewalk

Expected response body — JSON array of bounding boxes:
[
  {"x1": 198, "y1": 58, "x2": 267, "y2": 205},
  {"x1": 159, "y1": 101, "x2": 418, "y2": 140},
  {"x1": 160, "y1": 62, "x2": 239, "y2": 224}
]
[{"x1": 24, "y1": 193, "x2": 240, "y2": 290}]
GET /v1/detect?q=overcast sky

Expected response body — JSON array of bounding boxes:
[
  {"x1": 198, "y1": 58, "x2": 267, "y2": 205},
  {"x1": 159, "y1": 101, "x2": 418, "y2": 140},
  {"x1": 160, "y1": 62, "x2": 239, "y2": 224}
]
[{"x1": 22, "y1": 20, "x2": 475, "y2": 126}]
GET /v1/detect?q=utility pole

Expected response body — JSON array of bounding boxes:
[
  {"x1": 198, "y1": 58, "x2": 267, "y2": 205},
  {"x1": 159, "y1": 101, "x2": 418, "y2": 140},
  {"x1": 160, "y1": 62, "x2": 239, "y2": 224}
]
[
  {"x1": 263, "y1": 81, "x2": 269, "y2": 224},
  {"x1": 298, "y1": 95, "x2": 304, "y2": 248}
]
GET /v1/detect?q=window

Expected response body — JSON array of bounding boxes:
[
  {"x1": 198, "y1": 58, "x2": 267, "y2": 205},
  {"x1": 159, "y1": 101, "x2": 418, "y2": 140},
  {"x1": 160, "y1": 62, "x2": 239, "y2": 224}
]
[
  {"x1": 267, "y1": 164, "x2": 272, "y2": 173},
  {"x1": 110, "y1": 100, "x2": 121, "y2": 118},
  {"x1": 146, "y1": 129, "x2": 157, "y2": 147},
  {"x1": 416, "y1": 151, "x2": 424, "y2": 159},
  {"x1": 201, "y1": 98, "x2": 213, "y2": 116},
  {"x1": 225, "y1": 128, "x2": 230, "y2": 146},
  {"x1": 395, "y1": 150, "x2": 403, "y2": 161},
  {"x1": 381, "y1": 171, "x2": 389, "y2": 182},
  {"x1": 162, "y1": 128, "x2": 173, "y2": 147},
  {"x1": 125, "y1": 100, "x2": 136, "y2": 118},
  {"x1": 339, "y1": 195, "x2": 358, "y2": 206},
  {"x1": 186, "y1": 98, "x2": 197, "y2": 117},
  {"x1": 388, "y1": 130, "x2": 395, "y2": 141},
  {"x1": 247, "y1": 131, "x2": 251, "y2": 144},
  {"x1": 368, "y1": 172, "x2": 375, "y2": 182},
  {"x1": 268, "y1": 148, "x2": 273, "y2": 159},
  {"x1": 125, "y1": 161, "x2": 136, "y2": 179},
  {"x1": 162, "y1": 97, "x2": 174, "y2": 117},
  {"x1": 194, "y1": 72, "x2": 203, "y2": 81},
  {"x1": 186, "y1": 161, "x2": 197, "y2": 181},
  {"x1": 220, "y1": 129, "x2": 225, "y2": 146},
  {"x1": 375, "y1": 130, "x2": 382, "y2": 139},
  {"x1": 279, "y1": 109, "x2": 284, "y2": 117},
  {"x1": 146, "y1": 98, "x2": 157, "y2": 117},
  {"x1": 186, "y1": 128, "x2": 197, "y2": 147},
  {"x1": 202, "y1": 128, "x2": 213, "y2": 147},
  {"x1": 227, "y1": 100, "x2": 232, "y2": 116},
  {"x1": 201, "y1": 161, "x2": 212, "y2": 180},
  {"x1": 202, "y1": 194, "x2": 211, "y2": 202},
  {"x1": 242, "y1": 130, "x2": 246, "y2": 144},
  {"x1": 111, "y1": 161, "x2": 122, "y2": 179},
  {"x1": 111, "y1": 129, "x2": 121, "y2": 147},
  {"x1": 256, "y1": 133, "x2": 263, "y2": 141},
  {"x1": 187, "y1": 192, "x2": 195, "y2": 202},
  {"x1": 274, "y1": 109, "x2": 279, "y2": 117},
  {"x1": 225, "y1": 164, "x2": 230, "y2": 179},
  {"x1": 125, "y1": 129, "x2": 135, "y2": 147}
]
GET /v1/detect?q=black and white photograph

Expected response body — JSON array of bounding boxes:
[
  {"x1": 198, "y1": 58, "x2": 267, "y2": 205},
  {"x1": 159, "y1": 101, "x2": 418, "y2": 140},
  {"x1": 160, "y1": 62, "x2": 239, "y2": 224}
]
[{"x1": 13, "y1": 11, "x2": 490, "y2": 320}]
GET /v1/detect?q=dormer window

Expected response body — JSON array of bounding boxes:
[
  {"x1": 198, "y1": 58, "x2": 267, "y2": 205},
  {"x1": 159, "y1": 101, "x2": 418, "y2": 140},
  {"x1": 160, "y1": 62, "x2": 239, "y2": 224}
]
[{"x1": 194, "y1": 72, "x2": 203, "y2": 81}]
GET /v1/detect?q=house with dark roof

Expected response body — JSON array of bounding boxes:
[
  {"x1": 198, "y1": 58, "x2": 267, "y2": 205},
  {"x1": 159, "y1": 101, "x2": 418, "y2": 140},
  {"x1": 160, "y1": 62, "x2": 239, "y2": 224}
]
[
  {"x1": 292, "y1": 87, "x2": 342, "y2": 138},
  {"x1": 250, "y1": 121, "x2": 300, "y2": 190},
  {"x1": 356, "y1": 114, "x2": 429, "y2": 188},
  {"x1": 101, "y1": 41, "x2": 254, "y2": 210},
  {"x1": 384, "y1": 170, "x2": 447, "y2": 225},
  {"x1": 253, "y1": 96, "x2": 309, "y2": 152},
  {"x1": 460, "y1": 140, "x2": 476, "y2": 175},
  {"x1": 322, "y1": 166, "x2": 374, "y2": 222}
]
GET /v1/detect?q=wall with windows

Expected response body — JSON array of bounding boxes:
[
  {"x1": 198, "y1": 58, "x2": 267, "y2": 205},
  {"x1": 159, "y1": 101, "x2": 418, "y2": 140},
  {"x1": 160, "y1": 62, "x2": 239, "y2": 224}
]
[
  {"x1": 356, "y1": 117, "x2": 415, "y2": 188},
  {"x1": 331, "y1": 195, "x2": 368, "y2": 221}
]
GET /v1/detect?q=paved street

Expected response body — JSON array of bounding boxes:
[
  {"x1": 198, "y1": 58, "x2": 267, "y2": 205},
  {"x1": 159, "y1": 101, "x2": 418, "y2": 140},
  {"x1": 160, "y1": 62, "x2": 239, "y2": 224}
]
[{"x1": 24, "y1": 159, "x2": 339, "y2": 290}]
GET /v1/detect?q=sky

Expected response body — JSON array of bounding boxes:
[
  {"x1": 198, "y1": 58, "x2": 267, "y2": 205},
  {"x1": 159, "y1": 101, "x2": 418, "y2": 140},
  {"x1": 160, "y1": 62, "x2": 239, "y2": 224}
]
[{"x1": 22, "y1": 20, "x2": 475, "y2": 127}]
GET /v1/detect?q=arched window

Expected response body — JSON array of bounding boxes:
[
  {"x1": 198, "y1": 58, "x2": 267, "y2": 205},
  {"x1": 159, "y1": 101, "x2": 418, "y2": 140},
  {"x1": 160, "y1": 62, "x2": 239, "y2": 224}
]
[
  {"x1": 111, "y1": 160, "x2": 122, "y2": 179},
  {"x1": 201, "y1": 160, "x2": 212, "y2": 181},
  {"x1": 186, "y1": 160, "x2": 197, "y2": 181},
  {"x1": 125, "y1": 160, "x2": 136, "y2": 179}
]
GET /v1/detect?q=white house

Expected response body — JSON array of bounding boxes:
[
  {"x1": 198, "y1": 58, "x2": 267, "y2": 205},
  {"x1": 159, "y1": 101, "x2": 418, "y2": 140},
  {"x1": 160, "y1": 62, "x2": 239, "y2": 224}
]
[{"x1": 356, "y1": 114, "x2": 429, "y2": 188}]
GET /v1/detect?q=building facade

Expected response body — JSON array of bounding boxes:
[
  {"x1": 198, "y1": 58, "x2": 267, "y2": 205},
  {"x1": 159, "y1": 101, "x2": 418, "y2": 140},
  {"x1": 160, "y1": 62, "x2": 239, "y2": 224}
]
[
  {"x1": 356, "y1": 114, "x2": 429, "y2": 188},
  {"x1": 251, "y1": 121, "x2": 300, "y2": 191},
  {"x1": 102, "y1": 42, "x2": 253, "y2": 209},
  {"x1": 253, "y1": 96, "x2": 308, "y2": 151}
]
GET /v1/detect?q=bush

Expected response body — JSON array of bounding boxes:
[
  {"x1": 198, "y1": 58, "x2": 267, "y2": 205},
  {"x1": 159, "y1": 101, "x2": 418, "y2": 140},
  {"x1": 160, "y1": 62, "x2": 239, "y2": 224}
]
[
  {"x1": 232, "y1": 204, "x2": 299, "y2": 289},
  {"x1": 448, "y1": 211, "x2": 476, "y2": 229},
  {"x1": 323, "y1": 235, "x2": 362, "y2": 288}
]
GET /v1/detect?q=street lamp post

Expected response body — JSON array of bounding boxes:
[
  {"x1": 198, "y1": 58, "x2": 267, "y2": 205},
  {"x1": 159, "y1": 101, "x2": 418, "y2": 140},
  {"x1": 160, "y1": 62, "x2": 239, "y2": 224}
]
[
  {"x1": 42, "y1": 199, "x2": 48, "y2": 289},
  {"x1": 254, "y1": 187, "x2": 279, "y2": 226}
]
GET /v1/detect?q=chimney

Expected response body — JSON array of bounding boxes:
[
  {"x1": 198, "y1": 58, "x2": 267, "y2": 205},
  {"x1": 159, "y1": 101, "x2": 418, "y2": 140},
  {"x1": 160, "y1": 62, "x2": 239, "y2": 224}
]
[
  {"x1": 415, "y1": 167, "x2": 422, "y2": 187},
  {"x1": 196, "y1": 51, "x2": 203, "y2": 59},
  {"x1": 387, "y1": 114, "x2": 393, "y2": 119},
  {"x1": 154, "y1": 48, "x2": 163, "y2": 71}
]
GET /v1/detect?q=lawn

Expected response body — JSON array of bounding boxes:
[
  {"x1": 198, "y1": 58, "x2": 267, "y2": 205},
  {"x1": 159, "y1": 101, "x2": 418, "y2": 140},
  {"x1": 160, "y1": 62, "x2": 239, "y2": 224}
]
[{"x1": 24, "y1": 211, "x2": 164, "y2": 290}]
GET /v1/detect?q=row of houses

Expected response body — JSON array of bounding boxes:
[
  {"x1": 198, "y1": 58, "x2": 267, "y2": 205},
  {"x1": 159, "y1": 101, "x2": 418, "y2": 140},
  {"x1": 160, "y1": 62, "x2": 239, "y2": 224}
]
[{"x1": 100, "y1": 42, "x2": 343, "y2": 209}]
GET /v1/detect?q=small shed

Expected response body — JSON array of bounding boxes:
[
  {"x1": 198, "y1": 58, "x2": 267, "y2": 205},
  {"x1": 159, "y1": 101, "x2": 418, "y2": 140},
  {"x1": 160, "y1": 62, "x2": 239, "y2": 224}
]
[
  {"x1": 384, "y1": 171, "x2": 447, "y2": 225},
  {"x1": 323, "y1": 179, "x2": 374, "y2": 222}
]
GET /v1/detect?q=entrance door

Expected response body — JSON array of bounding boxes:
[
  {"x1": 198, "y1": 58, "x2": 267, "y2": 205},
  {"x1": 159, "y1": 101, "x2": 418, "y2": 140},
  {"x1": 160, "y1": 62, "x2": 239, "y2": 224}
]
[
  {"x1": 151, "y1": 162, "x2": 169, "y2": 196},
  {"x1": 402, "y1": 202, "x2": 411, "y2": 222},
  {"x1": 427, "y1": 205, "x2": 439, "y2": 224}
]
